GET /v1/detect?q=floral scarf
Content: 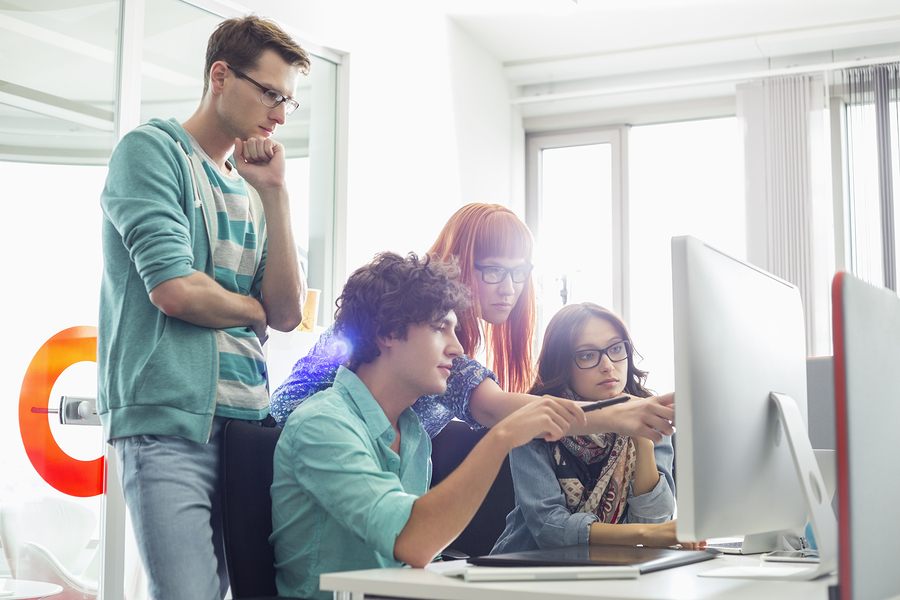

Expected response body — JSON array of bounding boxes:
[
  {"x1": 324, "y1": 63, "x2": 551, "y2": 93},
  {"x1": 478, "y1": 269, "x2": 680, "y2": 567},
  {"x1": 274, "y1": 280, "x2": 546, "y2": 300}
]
[{"x1": 551, "y1": 389, "x2": 637, "y2": 524}]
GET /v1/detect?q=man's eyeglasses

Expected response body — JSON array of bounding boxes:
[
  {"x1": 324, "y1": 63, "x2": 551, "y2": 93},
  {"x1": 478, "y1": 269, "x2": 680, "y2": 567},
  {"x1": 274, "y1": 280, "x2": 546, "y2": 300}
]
[
  {"x1": 226, "y1": 65, "x2": 299, "y2": 116},
  {"x1": 572, "y1": 340, "x2": 631, "y2": 369},
  {"x1": 473, "y1": 263, "x2": 534, "y2": 284}
]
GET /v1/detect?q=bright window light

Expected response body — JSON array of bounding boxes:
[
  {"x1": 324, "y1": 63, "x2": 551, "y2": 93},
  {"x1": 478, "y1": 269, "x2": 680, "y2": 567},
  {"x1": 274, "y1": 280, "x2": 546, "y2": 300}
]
[
  {"x1": 535, "y1": 143, "x2": 614, "y2": 329},
  {"x1": 627, "y1": 117, "x2": 745, "y2": 395}
]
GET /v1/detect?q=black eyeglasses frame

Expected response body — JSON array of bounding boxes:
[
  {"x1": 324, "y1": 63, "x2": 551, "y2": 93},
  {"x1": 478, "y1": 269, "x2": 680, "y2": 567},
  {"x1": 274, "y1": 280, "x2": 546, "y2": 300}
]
[
  {"x1": 572, "y1": 339, "x2": 631, "y2": 370},
  {"x1": 473, "y1": 263, "x2": 534, "y2": 284},
  {"x1": 226, "y1": 65, "x2": 299, "y2": 116}
]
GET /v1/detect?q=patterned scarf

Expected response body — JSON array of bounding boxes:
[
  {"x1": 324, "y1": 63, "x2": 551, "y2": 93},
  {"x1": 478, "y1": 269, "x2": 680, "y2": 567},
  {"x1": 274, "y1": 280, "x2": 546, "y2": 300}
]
[{"x1": 551, "y1": 389, "x2": 637, "y2": 524}]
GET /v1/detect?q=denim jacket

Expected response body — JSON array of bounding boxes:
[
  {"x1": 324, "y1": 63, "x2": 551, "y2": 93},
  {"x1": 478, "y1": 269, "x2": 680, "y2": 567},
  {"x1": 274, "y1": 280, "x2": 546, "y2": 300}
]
[{"x1": 491, "y1": 435, "x2": 675, "y2": 553}]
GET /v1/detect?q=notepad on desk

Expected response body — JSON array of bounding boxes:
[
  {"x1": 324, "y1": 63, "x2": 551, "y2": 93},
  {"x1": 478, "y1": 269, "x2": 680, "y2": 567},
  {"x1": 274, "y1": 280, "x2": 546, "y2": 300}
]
[
  {"x1": 441, "y1": 564, "x2": 641, "y2": 582},
  {"x1": 466, "y1": 544, "x2": 719, "y2": 574}
]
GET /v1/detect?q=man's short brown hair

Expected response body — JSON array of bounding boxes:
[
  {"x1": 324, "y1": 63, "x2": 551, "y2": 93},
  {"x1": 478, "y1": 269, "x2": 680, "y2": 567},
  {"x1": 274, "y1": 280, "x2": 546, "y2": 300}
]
[
  {"x1": 334, "y1": 252, "x2": 471, "y2": 371},
  {"x1": 203, "y1": 14, "x2": 311, "y2": 95}
]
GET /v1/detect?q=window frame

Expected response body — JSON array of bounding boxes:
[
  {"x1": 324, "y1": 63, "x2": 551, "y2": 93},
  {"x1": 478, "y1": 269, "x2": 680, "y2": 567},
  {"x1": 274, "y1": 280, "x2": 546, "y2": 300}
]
[{"x1": 525, "y1": 126, "x2": 629, "y2": 329}]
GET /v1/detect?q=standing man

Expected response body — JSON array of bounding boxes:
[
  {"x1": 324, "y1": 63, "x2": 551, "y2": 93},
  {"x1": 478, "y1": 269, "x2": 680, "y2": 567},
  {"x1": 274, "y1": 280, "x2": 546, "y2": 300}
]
[
  {"x1": 270, "y1": 253, "x2": 585, "y2": 600},
  {"x1": 98, "y1": 15, "x2": 309, "y2": 600}
]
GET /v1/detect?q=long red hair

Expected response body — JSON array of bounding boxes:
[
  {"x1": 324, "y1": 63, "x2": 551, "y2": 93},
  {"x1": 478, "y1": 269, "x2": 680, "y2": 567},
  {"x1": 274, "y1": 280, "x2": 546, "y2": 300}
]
[{"x1": 428, "y1": 203, "x2": 536, "y2": 393}]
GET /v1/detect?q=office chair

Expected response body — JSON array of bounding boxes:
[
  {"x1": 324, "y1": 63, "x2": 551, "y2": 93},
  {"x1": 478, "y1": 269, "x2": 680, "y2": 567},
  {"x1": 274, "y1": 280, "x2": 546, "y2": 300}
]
[
  {"x1": 220, "y1": 419, "x2": 306, "y2": 600},
  {"x1": 430, "y1": 420, "x2": 516, "y2": 558}
]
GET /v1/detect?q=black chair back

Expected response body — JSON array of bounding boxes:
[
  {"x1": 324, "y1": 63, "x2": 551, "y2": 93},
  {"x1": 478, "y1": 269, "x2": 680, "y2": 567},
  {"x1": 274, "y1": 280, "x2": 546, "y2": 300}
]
[
  {"x1": 221, "y1": 419, "x2": 285, "y2": 599},
  {"x1": 430, "y1": 420, "x2": 516, "y2": 558}
]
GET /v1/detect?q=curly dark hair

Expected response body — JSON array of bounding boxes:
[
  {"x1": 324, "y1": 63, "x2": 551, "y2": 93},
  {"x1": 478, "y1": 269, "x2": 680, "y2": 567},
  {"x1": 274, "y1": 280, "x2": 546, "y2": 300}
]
[
  {"x1": 529, "y1": 302, "x2": 653, "y2": 399},
  {"x1": 334, "y1": 252, "x2": 471, "y2": 370}
]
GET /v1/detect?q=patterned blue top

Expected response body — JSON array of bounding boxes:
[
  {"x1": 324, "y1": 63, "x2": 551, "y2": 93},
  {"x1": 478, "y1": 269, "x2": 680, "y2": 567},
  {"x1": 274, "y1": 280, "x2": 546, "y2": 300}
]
[{"x1": 269, "y1": 325, "x2": 496, "y2": 437}]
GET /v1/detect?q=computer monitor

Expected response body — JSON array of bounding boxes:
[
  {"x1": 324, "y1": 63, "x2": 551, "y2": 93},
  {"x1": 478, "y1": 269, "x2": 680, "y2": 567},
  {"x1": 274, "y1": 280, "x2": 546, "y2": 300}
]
[
  {"x1": 671, "y1": 236, "x2": 836, "y2": 579},
  {"x1": 833, "y1": 272, "x2": 900, "y2": 600}
]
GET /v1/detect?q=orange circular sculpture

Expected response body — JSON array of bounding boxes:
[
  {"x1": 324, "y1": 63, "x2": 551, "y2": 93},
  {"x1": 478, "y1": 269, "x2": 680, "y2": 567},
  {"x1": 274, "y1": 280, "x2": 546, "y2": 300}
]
[{"x1": 18, "y1": 326, "x2": 103, "y2": 497}]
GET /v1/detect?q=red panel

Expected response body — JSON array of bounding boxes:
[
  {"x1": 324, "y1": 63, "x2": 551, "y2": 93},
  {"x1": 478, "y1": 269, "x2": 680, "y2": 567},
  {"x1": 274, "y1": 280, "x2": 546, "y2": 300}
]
[
  {"x1": 18, "y1": 326, "x2": 104, "y2": 497},
  {"x1": 831, "y1": 272, "x2": 851, "y2": 600}
]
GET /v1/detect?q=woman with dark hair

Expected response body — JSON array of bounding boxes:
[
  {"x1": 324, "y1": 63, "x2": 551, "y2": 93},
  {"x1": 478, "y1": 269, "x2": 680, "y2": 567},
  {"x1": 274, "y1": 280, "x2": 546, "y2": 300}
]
[
  {"x1": 492, "y1": 302, "x2": 702, "y2": 551},
  {"x1": 269, "y1": 206, "x2": 675, "y2": 443}
]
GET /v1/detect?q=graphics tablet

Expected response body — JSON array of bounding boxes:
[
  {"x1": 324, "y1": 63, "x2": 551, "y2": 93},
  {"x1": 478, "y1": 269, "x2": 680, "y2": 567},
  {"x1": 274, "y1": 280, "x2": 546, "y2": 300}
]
[{"x1": 468, "y1": 544, "x2": 719, "y2": 574}]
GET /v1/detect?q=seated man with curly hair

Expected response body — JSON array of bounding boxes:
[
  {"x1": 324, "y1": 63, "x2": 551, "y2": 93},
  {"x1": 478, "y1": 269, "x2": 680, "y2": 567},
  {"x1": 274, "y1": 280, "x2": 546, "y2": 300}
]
[{"x1": 270, "y1": 251, "x2": 585, "y2": 599}]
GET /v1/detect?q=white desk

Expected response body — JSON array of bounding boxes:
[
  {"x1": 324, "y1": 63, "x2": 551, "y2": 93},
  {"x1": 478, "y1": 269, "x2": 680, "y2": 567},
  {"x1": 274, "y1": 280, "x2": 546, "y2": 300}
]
[
  {"x1": 0, "y1": 579, "x2": 63, "y2": 600},
  {"x1": 320, "y1": 554, "x2": 837, "y2": 600}
]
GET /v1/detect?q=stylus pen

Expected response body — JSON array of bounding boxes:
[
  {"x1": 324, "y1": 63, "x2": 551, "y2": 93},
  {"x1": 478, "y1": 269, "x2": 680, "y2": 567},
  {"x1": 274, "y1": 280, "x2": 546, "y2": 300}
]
[{"x1": 581, "y1": 395, "x2": 630, "y2": 412}]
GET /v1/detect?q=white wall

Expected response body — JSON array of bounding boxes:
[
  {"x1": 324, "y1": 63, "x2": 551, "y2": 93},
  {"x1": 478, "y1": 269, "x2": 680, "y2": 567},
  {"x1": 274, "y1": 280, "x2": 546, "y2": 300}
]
[
  {"x1": 249, "y1": 0, "x2": 517, "y2": 277},
  {"x1": 446, "y1": 18, "x2": 523, "y2": 215}
]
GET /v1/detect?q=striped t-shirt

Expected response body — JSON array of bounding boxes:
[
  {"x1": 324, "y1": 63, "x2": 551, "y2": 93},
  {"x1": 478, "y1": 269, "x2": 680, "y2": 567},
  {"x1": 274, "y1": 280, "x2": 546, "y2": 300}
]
[{"x1": 189, "y1": 137, "x2": 269, "y2": 420}]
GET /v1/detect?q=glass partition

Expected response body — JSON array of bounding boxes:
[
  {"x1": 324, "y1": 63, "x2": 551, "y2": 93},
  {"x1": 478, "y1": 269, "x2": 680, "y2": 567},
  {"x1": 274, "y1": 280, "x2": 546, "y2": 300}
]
[
  {"x1": 0, "y1": 0, "x2": 119, "y2": 582},
  {"x1": 1, "y1": 1, "x2": 340, "y2": 596},
  {"x1": 0, "y1": 1, "x2": 118, "y2": 164}
]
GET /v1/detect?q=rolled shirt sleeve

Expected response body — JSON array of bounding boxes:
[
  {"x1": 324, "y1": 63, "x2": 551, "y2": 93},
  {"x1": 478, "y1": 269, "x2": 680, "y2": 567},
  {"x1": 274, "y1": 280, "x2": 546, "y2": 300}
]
[
  {"x1": 412, "y1": 355, "x2": 497, "y2": 437},
  {"x1": 269, "y1": 326, "x2": 345, "y2": 427}
]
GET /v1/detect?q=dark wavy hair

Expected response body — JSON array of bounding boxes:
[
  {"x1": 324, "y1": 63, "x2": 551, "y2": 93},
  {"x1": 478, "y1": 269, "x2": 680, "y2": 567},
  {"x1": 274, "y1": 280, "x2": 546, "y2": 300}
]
[
  {"x1": 334, "y1": 252, "x2": 471, "y2": 370},
  {"x1": 203, "y1": 15, "x2": 311, "y2": 96},
  {"x1": 529, "y1": 302, "x2": 652, "y2": 399}
]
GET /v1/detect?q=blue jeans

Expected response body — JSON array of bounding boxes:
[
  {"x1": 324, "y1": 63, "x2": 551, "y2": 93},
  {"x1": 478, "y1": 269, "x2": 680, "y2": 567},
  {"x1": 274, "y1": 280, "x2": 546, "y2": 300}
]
[{"x1": 113, "y1": 417, "x2": 230, "y2": 600}]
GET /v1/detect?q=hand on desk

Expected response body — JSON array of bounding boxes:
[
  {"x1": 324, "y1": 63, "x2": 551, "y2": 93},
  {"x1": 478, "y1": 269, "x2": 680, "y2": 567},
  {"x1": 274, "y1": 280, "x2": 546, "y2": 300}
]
[
  {"x1": 649, "y1": 520, "x2": 707, "y2": 551},
  {"x1": 590, "y1": 519, "x2": 706, "y2": 550}
]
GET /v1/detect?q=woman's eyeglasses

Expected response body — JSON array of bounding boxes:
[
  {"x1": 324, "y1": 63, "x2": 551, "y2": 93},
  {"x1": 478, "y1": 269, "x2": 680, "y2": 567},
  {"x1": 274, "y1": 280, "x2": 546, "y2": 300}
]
[
  {"x1": 572, "y1": 340, "x2": 631, "y2": 369},
  {"x1": 473, "y1": 263, "x2": 534, "y2": 284}
]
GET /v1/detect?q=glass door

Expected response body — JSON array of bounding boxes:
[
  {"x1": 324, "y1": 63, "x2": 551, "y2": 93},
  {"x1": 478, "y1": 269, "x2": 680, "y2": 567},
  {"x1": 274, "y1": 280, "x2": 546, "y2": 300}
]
[{"x1": 1, "y1": 1, "x2": 342, "y2": 598}]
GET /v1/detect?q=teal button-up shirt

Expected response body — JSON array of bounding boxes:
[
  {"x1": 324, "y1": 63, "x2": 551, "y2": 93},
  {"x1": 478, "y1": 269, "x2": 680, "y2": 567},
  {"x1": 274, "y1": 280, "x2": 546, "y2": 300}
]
[{"x1": 270, "y1": 366, "x2": 432, "y2": 600}]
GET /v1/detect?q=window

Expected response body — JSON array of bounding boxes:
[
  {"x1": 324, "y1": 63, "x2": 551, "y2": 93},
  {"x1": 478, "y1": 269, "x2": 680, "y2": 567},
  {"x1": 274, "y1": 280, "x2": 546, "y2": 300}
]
[
  {"x1": 526, "y1": 118, "x2": 744, "y2": 395},
  {"x1": 842, "y1": 63, "x2": 900, "y2": 292},
  {"x1": 628, "y1": 118, "x2": 744, "y2": 394},
  {"x1": 526, "y1": 128, "x2": 623, "y2": 339}
]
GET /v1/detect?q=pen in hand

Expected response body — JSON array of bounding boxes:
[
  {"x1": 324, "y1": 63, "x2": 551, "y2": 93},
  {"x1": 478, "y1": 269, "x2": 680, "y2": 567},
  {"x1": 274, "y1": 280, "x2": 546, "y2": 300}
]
[{"x1": 581, "y1": 395, "x2": 630, "y2": 412}]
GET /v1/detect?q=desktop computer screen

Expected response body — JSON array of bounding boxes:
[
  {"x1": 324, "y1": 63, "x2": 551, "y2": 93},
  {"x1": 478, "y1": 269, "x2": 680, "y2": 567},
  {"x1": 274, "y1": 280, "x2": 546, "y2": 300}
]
[
  {"x1": 833, "y1": 272, "x2": 900, "y2": 600},
  {"x1": 671, "y1": 236, "x2": 810, "y2": 551}
]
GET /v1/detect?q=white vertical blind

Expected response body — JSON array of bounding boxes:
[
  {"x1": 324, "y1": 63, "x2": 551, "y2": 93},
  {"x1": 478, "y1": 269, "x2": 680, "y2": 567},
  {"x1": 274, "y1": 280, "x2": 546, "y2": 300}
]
[
  {"x1": 843, "y1": 63, "x2": 900, "y2": 292},
  {"x1": 738, "y1": 75, "x2": 833, "y2": 356}
]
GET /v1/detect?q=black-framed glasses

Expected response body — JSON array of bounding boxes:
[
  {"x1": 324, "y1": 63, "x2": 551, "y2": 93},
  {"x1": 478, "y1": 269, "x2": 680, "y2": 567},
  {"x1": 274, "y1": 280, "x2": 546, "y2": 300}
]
[
  {"x1": 572, "y1": 339, "x2": 631, "y2": 369},
  {"x1": 226, "y1": 65, "x2": 299, "y2": 116},
  {"x1": 473, "y1": 263, "x2": 534, "y2": 284}
]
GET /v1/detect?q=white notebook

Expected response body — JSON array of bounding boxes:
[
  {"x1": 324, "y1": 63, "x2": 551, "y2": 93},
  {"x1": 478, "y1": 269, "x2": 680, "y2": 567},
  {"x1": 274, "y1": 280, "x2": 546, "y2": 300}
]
[{"x1": 441, "y1": 564, "x2": 640, "y2": 582}]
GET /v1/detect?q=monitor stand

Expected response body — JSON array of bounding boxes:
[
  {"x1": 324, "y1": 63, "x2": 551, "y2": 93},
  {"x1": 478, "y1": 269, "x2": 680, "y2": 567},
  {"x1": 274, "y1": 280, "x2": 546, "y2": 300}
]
[
  {"x1": 736, "y1": 530, "x2": 803, "y2": 555},
  {"x1": 699, "y1": 392, "x2": 837, "y2": 581}
]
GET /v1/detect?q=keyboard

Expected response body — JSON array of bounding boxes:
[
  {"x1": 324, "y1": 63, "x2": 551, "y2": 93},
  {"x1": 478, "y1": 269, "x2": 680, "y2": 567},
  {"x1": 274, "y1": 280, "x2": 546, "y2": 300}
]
[{"x1": 706, "y1": 540, "x2": 743, "y2": 554}]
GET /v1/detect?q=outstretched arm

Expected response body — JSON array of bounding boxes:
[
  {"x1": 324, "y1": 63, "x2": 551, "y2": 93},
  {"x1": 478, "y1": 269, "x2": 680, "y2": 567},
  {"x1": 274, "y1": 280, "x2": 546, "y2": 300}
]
[
  {"x1": 590, "y1": 520, "x2": 704, "y2": 549},
  {"x1": 469, "y1": 379, "x2": 675, "y2": 443},
  {"x1": 393, "y1": 398, "x2": 584, "y2": 567}
]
